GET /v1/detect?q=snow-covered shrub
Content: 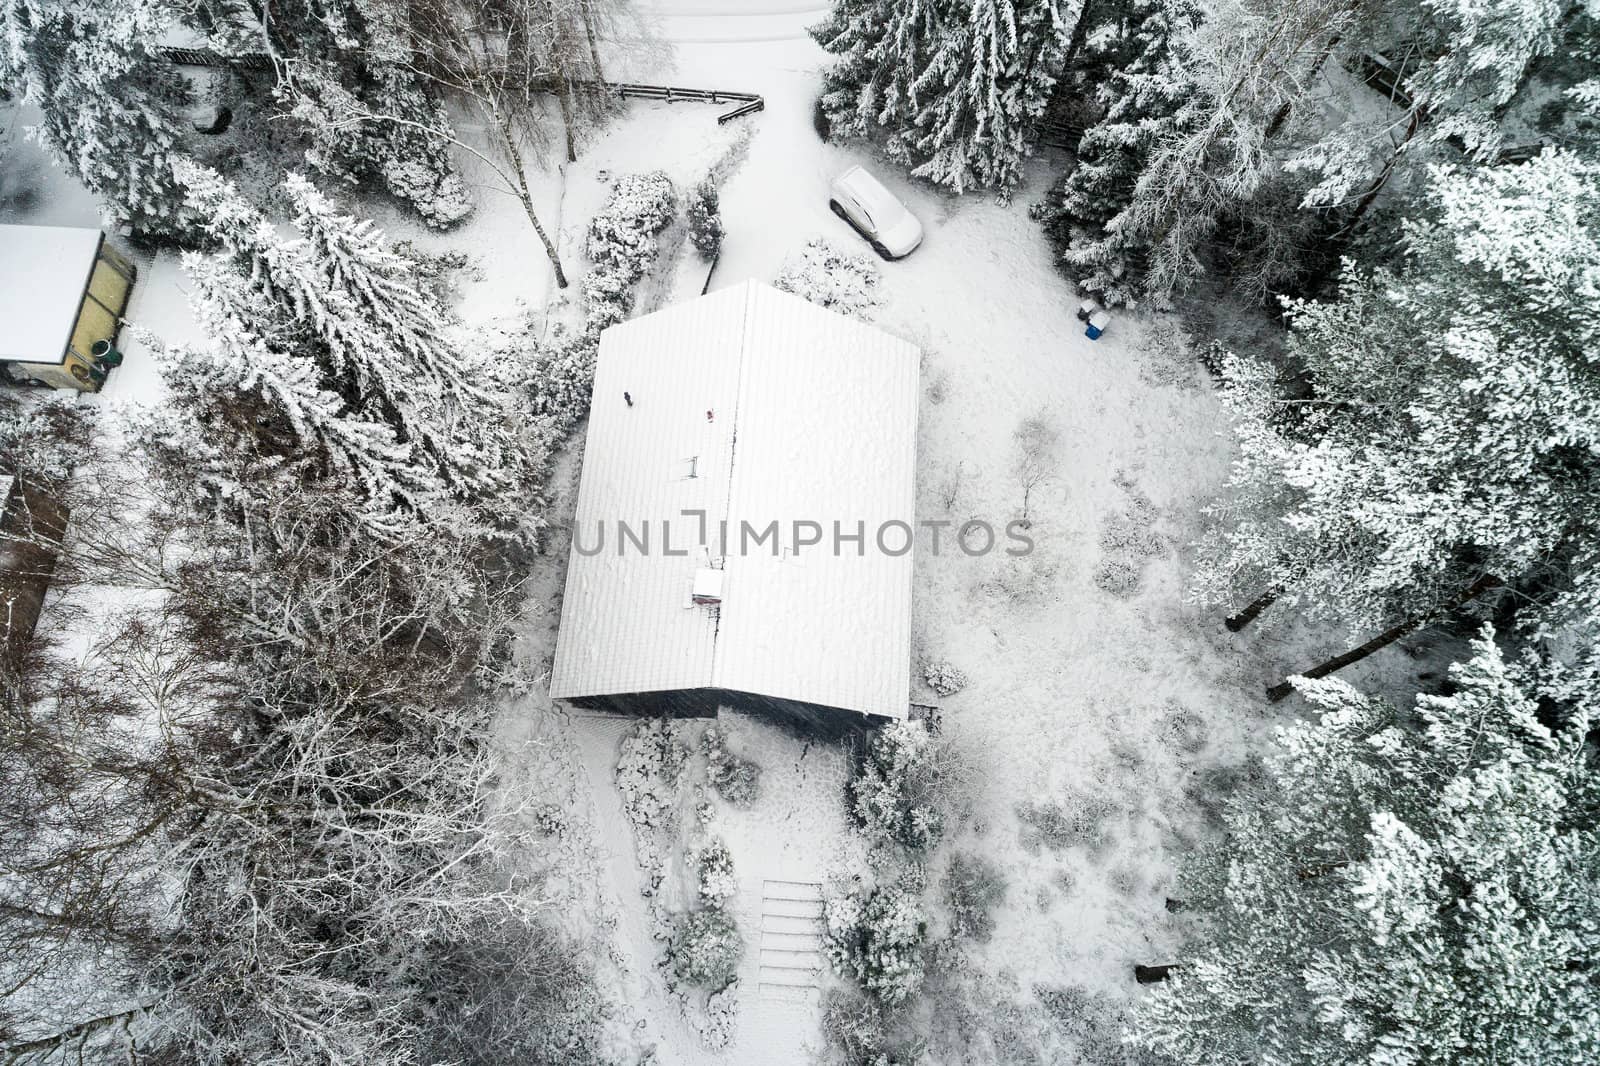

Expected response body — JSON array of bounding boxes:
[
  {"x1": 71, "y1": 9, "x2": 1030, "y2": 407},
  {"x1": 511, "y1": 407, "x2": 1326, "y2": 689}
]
[
  {"x1": 922, "y1": 659, "x2": 968, "y2": 697},
  {"x1": 703, "y1": 724, "x2": 762, "y2": 806},
  {"x1": 822, "y1": 988, "x2": 924, "y2": 1066},
  {"x1": 773, "y1": 239, "x2": 881, "y2": 318},
  {"x1": 941, "y1": 852, "x2": 1006, "y2": 943},
  {"x1": 696, "y1": 838, "x2": 738, "y2": 905},
  {"x1": 687, "y1": 179, "x2": 724, "y2": 259},
  {"x1": 827, "y1": 885, "x2": 928, "y2": 1006},
  {"x1": 584, "y1": 171, "x2": 676, "y2": 333},
  {"x1": 380, "y1": 157, "x2": 473, "y2": 230},
  {"x1": 979, "y1": 553, "x2": 1061, "y2": 604},
  {"x1": 1099, "y1": 512, "x2": 1162, "y2": 559},
  {"x1": 1159, "y1": 703, "x2": 1209, "y2": 756},
  {"x1": 417, "y1": 916, "x2": 610, "y2": 1066},
  {"x1": 1093, "y1": 558, "x2": 1141, "y2": 598},
  {"x1": 698, "y1": 982, "x2": 740, "y2": 1050},
  {"x1": 616, "y1": 719, "x2": 689, "y2": 893},
  {"x1": 669, "y1": 907, "x2": 743, "y2": 989},
  {"x1": 1016, "y1": 793, "x2": 1117, "y2": 853},
  {"x1": 851, "y1": 722, "x2": 945, "y2": 852}
]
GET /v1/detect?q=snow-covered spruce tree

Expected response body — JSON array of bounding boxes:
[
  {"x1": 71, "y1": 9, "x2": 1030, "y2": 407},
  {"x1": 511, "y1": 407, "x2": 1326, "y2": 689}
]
[
  {"x1": 813, "y1": 0, "x2": 1078, "y2": 193},
  {"x1": 1284, "y1": 0, "x2": 1572, "y2": 241},
  {"x1": 200, "y1": 0, "x2": 475, "y2": 228},
  {"x1": 1039, "y1": 0, "x2": 1201, "y2": 305},
  {"x1": 166, "y1": 162, "x2": 533, "y2": 537},
  {"x1": 811, "y1": 0, "x2": 942, "y2": 163},
  {"x1": 1105, "y1": 0, "x2": 1359, "y2": 302},
  {"x1": 0, "y1": 0, "x2": 194, "y2": 237},
  {"x1": 1131, "y1": 630, "x2": 1600, "y2": 1065},
  {"x1": 908, "y1": 0, "x2": 1075, "y2": 192},
  {"x1": 1197, "y1": 150, "x2": 1600, "y2": 684}
]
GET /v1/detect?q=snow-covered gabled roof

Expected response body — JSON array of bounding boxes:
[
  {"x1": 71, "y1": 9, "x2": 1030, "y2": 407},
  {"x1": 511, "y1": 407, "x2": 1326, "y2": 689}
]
[
  {"x1": 549, "y1": 281, "x2": 919, "y2": 720},
  {"x1": 0, "y1": 225, "x2": 104, "y2": 365}
]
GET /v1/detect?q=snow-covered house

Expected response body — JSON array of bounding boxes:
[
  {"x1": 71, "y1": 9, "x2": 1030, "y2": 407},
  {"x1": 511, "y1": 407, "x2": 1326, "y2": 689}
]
[
  {"x1": 549, "y1": 281, "x2": 920, "y2": 724},
  {"x1": 0, "y1": 225, "x2": 137, "y2": 391}
]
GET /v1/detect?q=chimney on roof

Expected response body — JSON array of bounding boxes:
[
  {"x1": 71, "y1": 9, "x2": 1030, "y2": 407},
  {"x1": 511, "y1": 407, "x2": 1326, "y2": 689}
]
[{"x1": 691, "y1": 568, "x2": 724, "y2": 606}]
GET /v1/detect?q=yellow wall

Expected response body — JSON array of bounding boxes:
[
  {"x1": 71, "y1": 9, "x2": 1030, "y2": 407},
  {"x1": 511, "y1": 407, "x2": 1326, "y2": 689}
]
[{"x1": 8, "y1": 242, "x2": 137, "y2": 392}]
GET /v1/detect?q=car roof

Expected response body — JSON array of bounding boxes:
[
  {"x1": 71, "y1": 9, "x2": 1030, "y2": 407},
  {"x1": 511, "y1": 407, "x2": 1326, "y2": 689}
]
[{"x1": 836, "y1": 166, "x2": 904, "y2": 218}]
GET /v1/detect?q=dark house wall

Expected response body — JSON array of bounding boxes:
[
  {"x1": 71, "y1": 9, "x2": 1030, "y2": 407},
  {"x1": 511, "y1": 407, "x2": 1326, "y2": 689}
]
[{"x1": 564, "y1": 687, "x2": 884, "y2": 741}]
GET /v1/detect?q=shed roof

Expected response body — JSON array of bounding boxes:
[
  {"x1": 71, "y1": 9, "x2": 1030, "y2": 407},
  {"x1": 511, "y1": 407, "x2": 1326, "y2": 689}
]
[
  {"x1": 0, "y1": 225, "x2": 103, "y2": 365},
  {"x1": 549, "y1": 281, "x2": 919, "y2": 720}
]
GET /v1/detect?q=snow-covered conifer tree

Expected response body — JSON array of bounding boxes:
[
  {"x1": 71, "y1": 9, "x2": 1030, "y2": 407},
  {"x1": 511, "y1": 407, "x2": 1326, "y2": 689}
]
[
  {"x1": 909, "y1": 0, "x2": 1075, "y2": 192},
  {"x1": 1038, "y1": 0, "x2": 1201, "y2": 304},
  {"x1": 1105, "y1": 0, "x2": 1360, "y2": 302},
  {"x1": 1132, "y1": 630, "x2": 1600, "y2": 1065},
  {"x1": 814, "y1": 0, "x2": 1078, "y2": 193},
  {"x1": 0, "y1": 0, "x2": 195, "y2": 237},
  {"x1": 163, "y1": 163, "x2": 533, "y2": 537},
  {"x1": 1196, "y1": 150, "x2": 1600, "y2": 664}
]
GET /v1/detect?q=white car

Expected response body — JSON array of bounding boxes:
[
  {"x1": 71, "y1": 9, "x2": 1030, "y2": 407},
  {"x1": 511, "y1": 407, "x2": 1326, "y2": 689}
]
[{"x1": 829, "y1": 165, "x2": 924, "y2": 260}]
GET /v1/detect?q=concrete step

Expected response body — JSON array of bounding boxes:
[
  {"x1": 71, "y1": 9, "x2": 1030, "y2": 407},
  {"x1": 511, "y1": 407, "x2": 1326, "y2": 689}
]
[
  {"x1": 760, "y1": 929, "x2": 823, "y2": 952},
  {"x1": 763, "y1": 897, "x2": 825, "y2": 919},
  {"x1": 762, "y1": 913, "x2": 825, "y2": 936},
  {"x1": 759, "y1": 949, "x2": 823, "y2": 972},
  {"x1": 758, "y1": 982, "x2": 820, "y2": 1003},
  {"x1": 763, "y1": 879, "x2": 823, "y2": 902}
]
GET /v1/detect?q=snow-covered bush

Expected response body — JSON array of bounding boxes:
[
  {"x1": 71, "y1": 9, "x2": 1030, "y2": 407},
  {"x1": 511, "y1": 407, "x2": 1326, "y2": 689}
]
[
  {"x1": 827, "y1": 885, "x2": 928, "y2": 1006},
  {"x1": 687, "y1": 180, "x2": 724, "y2": 259},
  {"x1": 1093, "y1": 558, "x2": 1141, "y2": 598},
  {"x1": 773, "y1": 239, "x2": 881, "y2": 318},
  {"x1": 821, "y1": 988, "x2": 923, "y2": 1066},
  {"x1": 703, "y1": 724, "x2": 762, "y2": 806},
  {"x1": 668, "y1": 906, "x2": 743, "y2": 989},
  {"x1": 1016, "y1": 793, "x2": 1117, "y2": 853},
  {"x1": 696, "y1": 838, "x2": 738, "y2": 906},
  {"x1": 584, "y1": 171, "x2": 677, "y2": 333},
  {"x1": 616, "y1": 719, "x2": 689, "y2": 894},
  {"x1": 1099, "y1": 512, "x2": 1162, "y2": 559},
  {"x1": 380, "y1": 157, "x2": 474, "y2": 230},
  {"x1": 941, "y1": 852, "x2": 1006, "y2": 943},
  {"x1": 851, "y1": 722, "x2": 945, "y2": 852},
  {"x1": 922, "y1": 659, "x2": 968, "y2": 697}
]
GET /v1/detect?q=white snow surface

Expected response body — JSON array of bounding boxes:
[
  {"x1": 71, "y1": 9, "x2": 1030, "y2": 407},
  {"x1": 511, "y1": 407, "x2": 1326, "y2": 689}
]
[
  {"x1": 0, "y1": 223, "x2": 103, "y2": 364},
  {"x1": 549, "y1": 281, "x2": 918, "y2": 720}
]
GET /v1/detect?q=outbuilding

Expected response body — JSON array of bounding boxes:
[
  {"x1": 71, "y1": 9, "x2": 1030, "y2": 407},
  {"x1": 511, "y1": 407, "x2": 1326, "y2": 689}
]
[
  {"x1": 0, "y1": 224, "x2": 137, "y2": 391},
  {"x1": 548, "y1": 281, "x2": 920, "y2": 724}
]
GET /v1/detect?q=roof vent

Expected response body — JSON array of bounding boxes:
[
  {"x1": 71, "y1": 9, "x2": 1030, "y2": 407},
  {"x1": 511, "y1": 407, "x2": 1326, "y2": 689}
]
[{"x1": 691, "y1": 568, "x2": 724, "y2": 606}]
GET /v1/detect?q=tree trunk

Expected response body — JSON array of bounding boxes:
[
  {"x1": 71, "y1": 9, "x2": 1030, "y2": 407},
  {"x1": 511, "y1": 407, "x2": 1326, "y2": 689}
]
[
  {"x1": 497, "y1": 116, "x2": 569, "y2": 289},
  {"x1": 1135, "y1": 963, "x2": 1179, "y2": 984},
  {"x1": 2, "y1": 1001, "x2": 154, "y2": 1055},
  {"x1": 1266, "y1": 573, "x2": 1503, "y2": 702},
  {"x1": 1333, "y1": 106, "x2": 1424, "y2": 240},
  {"x1": 582, "y1": 9, "x2": 607, "y2": 86},
  {"x1": 556, "y1": 80, "x2": 579, "y2": 164},
  {"x1": 1225, "y1": 588, "x2": 1279, "y2": 632},
  {"x1": 1265, "y1": 33, "x2": 1342, "y2": 140}
]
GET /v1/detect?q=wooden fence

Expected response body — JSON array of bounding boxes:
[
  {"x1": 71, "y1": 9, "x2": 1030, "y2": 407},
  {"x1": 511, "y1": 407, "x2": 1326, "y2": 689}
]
[{"x1": 154, "y1": 48, "x2": 765, "y2": 123}]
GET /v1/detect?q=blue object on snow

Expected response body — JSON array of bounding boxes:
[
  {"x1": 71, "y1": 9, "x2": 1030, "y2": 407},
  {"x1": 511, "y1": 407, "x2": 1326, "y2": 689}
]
[{"x1": 1085, "y1": 310, "x2": 1111, "y2": 340}]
